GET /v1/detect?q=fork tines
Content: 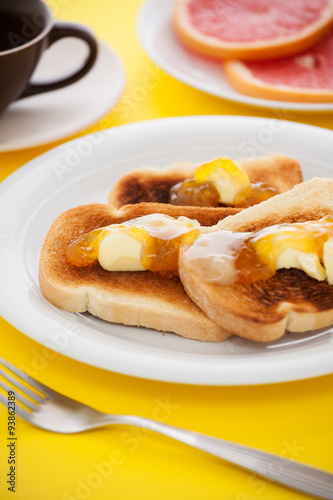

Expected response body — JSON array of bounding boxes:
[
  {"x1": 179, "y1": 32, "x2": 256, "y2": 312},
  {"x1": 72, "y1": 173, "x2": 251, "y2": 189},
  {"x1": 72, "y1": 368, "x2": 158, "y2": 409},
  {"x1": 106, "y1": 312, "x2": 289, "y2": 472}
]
[{"x1": 0, "y1": 357, "x2": 45, "y2": 418}]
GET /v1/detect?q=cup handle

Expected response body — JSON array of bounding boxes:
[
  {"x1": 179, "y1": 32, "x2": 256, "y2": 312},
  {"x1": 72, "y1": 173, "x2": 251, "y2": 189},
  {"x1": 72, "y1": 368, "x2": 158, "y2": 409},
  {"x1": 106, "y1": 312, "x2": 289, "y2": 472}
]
[{"x1": 19, "y1": 22, "x2": 98, "y2": 99}]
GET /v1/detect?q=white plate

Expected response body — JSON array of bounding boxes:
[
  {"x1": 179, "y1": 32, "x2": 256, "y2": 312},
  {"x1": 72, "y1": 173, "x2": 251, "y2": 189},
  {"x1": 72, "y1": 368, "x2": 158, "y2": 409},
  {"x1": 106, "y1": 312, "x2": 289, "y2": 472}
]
[
  {"x1": 137, "y1": 0, "x2": 333, "y2": 113},
  {"x1": 0, "y1": 40, "x2": 125, "y2": 152},
  {"x1": 1, "y1": 116, "x2": 333, "y2": 385}
]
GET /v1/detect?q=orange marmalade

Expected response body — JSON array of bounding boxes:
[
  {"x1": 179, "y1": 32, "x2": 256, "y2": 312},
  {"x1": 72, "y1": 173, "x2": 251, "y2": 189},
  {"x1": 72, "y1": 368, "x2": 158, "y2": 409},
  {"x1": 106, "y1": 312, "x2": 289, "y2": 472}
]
[
  {"x1": 66, "y1": 214, "x2": 200, "y2": 278},
  {"x1": 169, "y1": 157, "x2": 278, "y2": 208},
  {"x1": 184, "y1": 217, "x2": 333, "y2": 286}
]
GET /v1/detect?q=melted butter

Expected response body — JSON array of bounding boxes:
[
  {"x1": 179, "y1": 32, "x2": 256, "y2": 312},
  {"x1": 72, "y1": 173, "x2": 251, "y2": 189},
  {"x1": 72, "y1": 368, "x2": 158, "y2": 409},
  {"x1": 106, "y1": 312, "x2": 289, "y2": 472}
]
[
  {"x1": 184, "y1": 217, "x2": 333, "y2": 286},
  {"x1": 66, "y1": 214, "x2": 200, "y2": 277},
  {"x1": 169, "y1": 157, "x2": 278, "y2": 207}
]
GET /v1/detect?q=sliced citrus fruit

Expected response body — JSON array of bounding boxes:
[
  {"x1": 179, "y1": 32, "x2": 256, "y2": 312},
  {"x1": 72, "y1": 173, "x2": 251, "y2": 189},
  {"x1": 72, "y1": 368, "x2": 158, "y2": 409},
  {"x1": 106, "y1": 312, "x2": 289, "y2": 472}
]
[
  {"x1": 224, "y1": 28, "x2": 333, "y2": 102},
  {"x1": 173, "y1": 0, "x2": 333, "y2": 60}
]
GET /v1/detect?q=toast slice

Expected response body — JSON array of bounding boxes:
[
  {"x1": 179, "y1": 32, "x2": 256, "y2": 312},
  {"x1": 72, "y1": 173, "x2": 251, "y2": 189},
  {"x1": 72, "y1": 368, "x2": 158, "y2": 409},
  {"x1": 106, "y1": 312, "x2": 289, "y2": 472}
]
[
  {"x1": 39, "y1": 203, "x2": 237, "y2": 342},
  {"x1": 179, "y1": 178, "x2": 333, "y2": 342},
  {"x1": 108, "y1": 155, "x2": 303, "y2": 208}
]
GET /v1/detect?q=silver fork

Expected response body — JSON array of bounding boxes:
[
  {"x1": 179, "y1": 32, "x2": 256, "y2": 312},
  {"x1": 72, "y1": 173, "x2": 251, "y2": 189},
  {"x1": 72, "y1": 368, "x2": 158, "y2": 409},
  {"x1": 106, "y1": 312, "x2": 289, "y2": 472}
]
[{"x1": 0, "y1": 357, "x2": 332, "y2": 500}]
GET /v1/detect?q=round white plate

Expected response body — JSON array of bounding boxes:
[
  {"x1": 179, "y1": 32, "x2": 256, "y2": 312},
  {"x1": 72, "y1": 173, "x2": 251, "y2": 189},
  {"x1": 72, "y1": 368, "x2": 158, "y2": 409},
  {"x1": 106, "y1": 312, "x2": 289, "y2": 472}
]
[
  {"x1": 137, "y1": 0, "x2": 333, "y2": 113},
  {"x1": 0, "y1": 39, "x2": 125, "y2": 152},
  {"x1": 1, "y1": 116, "x2": 333, "y2": 385}
]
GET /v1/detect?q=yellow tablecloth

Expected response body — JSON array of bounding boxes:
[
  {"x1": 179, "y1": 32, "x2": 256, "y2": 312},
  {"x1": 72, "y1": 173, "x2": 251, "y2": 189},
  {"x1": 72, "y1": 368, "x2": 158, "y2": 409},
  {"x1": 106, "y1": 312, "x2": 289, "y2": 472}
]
[{"x1": 1, "y1": 1, "x2": 332, "y2": 499}]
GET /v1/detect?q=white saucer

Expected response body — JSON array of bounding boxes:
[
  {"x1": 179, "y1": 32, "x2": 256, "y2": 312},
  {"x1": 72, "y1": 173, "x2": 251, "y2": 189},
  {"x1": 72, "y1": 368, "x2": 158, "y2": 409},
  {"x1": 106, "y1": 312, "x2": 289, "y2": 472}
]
[
  {"x1": 137, "y1": 0, "x2": 333, "y2": 113},
  {"x1": 0, "y1": 39, "x2": 125, "y2": 152}
]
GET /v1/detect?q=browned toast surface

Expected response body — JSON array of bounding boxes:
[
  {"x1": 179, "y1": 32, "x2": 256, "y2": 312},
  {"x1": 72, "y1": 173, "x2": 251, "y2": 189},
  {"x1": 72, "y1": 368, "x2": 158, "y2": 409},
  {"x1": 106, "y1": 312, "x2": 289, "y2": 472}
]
[
  {"x1": 179, "y1": 178, "x2": 333, "y2": 342},
  {"x1": 108, "y1": 155, "x2": 303, "y2": 208},
  {"x1": 39, "y1": 203, "x2": 233, "y2": 342}
]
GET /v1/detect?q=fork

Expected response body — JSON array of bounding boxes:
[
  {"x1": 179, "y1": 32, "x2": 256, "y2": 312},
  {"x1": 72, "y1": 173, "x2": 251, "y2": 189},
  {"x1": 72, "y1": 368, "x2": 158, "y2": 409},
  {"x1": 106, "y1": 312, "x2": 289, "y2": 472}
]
[{"x1": 0, "y1": 357, "x2": 332, "y2": 500}]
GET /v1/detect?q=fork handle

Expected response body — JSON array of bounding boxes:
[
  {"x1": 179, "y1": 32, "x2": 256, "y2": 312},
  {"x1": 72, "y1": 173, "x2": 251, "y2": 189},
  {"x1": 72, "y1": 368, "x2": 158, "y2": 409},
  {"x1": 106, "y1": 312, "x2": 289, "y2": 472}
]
[{"x1": 102, "y1": 414, "x2": 333, "y2": 499}]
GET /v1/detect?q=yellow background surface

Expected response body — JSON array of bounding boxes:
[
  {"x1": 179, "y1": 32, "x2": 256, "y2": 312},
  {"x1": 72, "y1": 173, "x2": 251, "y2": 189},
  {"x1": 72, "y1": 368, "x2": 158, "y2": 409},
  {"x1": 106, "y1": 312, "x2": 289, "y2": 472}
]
[{"x1": 0, "y1": 1, "x2": 333, "y2": 499}]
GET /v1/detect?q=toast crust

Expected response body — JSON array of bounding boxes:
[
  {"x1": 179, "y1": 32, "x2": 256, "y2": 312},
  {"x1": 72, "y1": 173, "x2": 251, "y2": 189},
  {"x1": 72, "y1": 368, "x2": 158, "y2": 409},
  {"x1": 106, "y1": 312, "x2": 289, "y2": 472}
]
[
  {"x1": 179, "y1": 178, "x2": 333, "y2": 342},
  {"x1": 108, "y1": 155, "x2": 303, "y2": 208},
  {"x1": 39, "y1": 203, "x2": 234, "y2": 342}
]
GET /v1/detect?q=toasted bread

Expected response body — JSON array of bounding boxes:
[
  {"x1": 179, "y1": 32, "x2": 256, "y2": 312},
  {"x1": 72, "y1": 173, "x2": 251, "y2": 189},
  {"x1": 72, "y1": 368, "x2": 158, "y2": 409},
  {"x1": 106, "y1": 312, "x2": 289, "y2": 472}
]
[
  {"x1": 179, "y1": 178, "x2": 333, "y2": 342},
  {"x1": 39, "y1": 203, "x2": 237, "y2": 342},
  {"x1": 108, "y1": 155, "x2": 303, "y2": 208}
]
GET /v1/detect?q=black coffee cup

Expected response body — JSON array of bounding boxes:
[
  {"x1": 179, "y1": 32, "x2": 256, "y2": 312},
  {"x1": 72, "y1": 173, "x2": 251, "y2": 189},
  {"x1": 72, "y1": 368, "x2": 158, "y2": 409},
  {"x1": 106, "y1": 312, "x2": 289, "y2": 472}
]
[{"x1": 0, "y1": 0, "x2": 98, "y2": 113}]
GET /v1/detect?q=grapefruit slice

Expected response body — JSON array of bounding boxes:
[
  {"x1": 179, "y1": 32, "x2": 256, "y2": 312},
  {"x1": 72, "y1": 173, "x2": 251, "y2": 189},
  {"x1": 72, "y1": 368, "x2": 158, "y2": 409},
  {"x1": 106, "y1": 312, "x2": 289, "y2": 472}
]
[
  {"x1": 173, "y1": 0, "x2": 333, "y2": 60},
  {"x1": 224, "y1": 28, "x2": 333, "y2": 102}
]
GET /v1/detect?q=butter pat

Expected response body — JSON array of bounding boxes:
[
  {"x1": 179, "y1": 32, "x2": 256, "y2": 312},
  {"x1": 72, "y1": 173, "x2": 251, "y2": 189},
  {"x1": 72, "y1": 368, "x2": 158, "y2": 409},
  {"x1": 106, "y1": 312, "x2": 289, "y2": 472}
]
[
  {"x1": 211, "y1": 176, "x2": 237, "y2": 205},
  {"x1": 324, "y1": 238, "x2": 333, "y2": 284},
  {"x1": 276, "y1": 248, "x2": 301, "y2": 270},
  {"x1": 276, "y1": 248, "x2": 326, "y2": 281},
  {"x1": 296, "y1": 253, "x2": 326, "y2": 281},
  {"x1": 194, "y1": 157, "x2": 251, "y2": 205},
  {"x1": 97, "y1": 214, "x2": 200, "y2": 273},
  {"x1": 98, "y1": 232, "x2": 146, "y2": 271}
]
